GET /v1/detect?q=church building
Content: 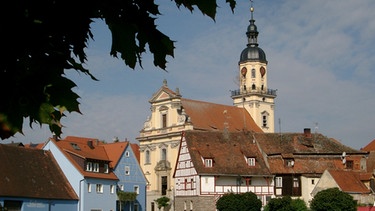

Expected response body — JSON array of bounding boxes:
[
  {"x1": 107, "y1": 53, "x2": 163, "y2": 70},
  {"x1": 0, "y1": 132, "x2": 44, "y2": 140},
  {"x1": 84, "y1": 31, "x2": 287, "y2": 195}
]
[{"x1": 136, "y1": 4, "x2": 276, "y2": 211}]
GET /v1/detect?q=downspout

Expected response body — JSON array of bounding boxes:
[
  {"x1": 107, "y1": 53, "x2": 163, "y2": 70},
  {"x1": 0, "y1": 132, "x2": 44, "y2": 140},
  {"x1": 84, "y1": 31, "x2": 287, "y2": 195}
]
[{"x1": 79, "y1": 179, "x2": 84, "y2": 211}]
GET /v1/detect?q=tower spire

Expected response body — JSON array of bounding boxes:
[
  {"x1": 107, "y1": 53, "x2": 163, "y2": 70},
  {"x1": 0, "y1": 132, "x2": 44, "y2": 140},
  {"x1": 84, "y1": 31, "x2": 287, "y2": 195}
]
[{"x1": 247, "y1": 2, "x2": 259, "y2": 47}]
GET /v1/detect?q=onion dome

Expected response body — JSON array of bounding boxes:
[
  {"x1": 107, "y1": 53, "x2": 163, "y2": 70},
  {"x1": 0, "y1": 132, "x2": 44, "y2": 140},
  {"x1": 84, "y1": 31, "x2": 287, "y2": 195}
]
[{"x1": 240, "y1": 6, "x2": 267, "y2": 64}]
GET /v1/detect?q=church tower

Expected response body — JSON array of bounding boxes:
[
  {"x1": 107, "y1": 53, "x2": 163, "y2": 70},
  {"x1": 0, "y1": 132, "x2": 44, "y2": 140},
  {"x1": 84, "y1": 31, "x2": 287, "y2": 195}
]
[{"x1": 231, "y1": 5, "x2": 277, "y2": 133}]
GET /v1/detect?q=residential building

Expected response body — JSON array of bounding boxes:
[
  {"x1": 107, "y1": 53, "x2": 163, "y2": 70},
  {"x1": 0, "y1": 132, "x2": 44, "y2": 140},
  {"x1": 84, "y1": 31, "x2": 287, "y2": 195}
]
[
  {"x1": 103, "y1": 141, "x2": 147, "y2": 211},
  {"x1": 0, "y1": 144, "x2": 78, "y2": 211},
  {"x1": 174, "y1": 131, "x2": 273, "y2": 211},
  {"x1": 43, "y1": 136, "x2": 118, "y2": 211}
]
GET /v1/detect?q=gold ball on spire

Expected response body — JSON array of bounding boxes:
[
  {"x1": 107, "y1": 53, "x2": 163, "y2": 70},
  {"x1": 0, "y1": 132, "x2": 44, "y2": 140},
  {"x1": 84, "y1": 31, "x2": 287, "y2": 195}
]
[{"x1": 250, "y1": 7, "x2": 254, "y2": 12}]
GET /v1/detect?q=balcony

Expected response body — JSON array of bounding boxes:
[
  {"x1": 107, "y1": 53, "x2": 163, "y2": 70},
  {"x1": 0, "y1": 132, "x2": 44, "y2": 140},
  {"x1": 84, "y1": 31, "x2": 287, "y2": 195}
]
[{"x1": 231, "y1": 88, "x2": 277, "y2": 98}]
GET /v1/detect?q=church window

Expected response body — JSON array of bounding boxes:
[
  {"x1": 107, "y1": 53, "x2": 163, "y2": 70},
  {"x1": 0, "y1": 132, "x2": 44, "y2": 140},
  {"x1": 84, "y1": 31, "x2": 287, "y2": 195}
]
[
  {"x1": 145, "y1": 150, "x2": 151, "y2": 164},
  {"x1": 252, "y1": 84, "x2": 256, "y2": 90},
  {"x1": 162, "y1": 113, "x2": 167, "y2": 128},
  {"x1": 262, "y1": 115, "x2": 267, "y2": 127},
  {"x1": 161, "y1": 176, "x2": 168, "y2": 195},
  {"x1": 161, "y1": 148, "x2": 167, "y2": 161},
  {"x1": 251, "y1": 68, "x2": 256, "y2": 78}
]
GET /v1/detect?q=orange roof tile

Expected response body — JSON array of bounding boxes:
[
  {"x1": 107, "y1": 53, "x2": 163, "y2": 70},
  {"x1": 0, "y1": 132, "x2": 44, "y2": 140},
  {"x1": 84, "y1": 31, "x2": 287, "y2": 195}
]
[
  {"x1": 183, "y1": 131, "x2": 271, "y2": 176},
  {"x1": 53, "y1": 136, "x2": 118, "y2": 180},
  {"x1": 328, "y1": 170, "x2": 370, "y2": 194},
  {"x1": 362, "y1": 139, "x2": 375, "y2": 151},
  {"x1": 181, "y1": 98, "x2": 263, "y2": 133}
]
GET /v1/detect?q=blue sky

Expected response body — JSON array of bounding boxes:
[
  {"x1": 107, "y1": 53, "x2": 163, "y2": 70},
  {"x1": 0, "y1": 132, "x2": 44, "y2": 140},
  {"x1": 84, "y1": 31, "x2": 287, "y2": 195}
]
[{"x1": 6, "y1": 0, "x2": 375, "y2": 150}]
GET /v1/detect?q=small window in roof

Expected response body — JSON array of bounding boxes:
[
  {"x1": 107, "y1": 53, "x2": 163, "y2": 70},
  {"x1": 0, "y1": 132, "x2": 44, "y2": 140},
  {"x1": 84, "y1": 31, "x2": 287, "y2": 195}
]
[{"x1": 70, "y1": 143, "x2": 81, "y2": 150}]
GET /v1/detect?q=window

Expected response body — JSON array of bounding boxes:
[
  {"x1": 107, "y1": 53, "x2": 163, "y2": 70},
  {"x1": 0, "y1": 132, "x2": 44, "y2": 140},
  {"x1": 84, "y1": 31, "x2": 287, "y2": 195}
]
[
  {"x1": 110, "y1": 185, "x2": 115, "y2": 194},
  {"x1": 161, "y1": 148, "x2": 167, "y2": 161},
  {"x1": 247, "y1": 158, "x2": 256, "y2": 166},
  {"x1": 184, "y1": 201, "x2": 187, "y2": 211},
  {"x1": 293, "y1": 178, "x2": 299, "y2": 188},
  {"x1": 145, "y1": 150, "x2": 151, "y2": 164},
  {"x1": 161, "y1": 176, "x2": 168, "y2": 195},
  {"x1": 119, "y1": 184, "x2": 124, "y2": 191},
  {"x1": 190, "y1": 178, "x2": 194, "y2": 190},
  {"x1": 311, "y1": 179, "x2": 315, "y2": 185},
  {"x1": 286, "y1": 159, "x2": 295, "y2": 167},
  {"x1": 86, "y1": 162, "x2": 93, "y2": 171},
  {"x1": 162, "y1": 113, "x2": 167, "y2": 128},
  {"x1": 346, "y1": 160, "x2": 354, "y2": 169},
  {"x1": 275, "y1": 177, "x2": 282, "y2": 187},
  {"x1": 151, "y1": 202, "x2": 155, "y2": 211},
  {"x1": 204, "y1": 159, "x2": 213, "y2": 167},
  {"x1": 125, "y1": 151, "x2": 130, "y2": 157},
  {"x1": 93, "y1": 163, "x2": 99, "y2": 172},
  {"x1": 184, "y1": 179, "x2": 188, "y2": 190},
  {"x1": 252, "y1": 84, "x2": 256, "y2": 90},
  {"x1": 125, "y1": 166, "x2": 130, "y2": 175},
  {"x1": 251, "y1": 68, "x2": 256, "y2": 78},
  {"x1": 262, "y1": 115, "x2": 267, "y2": 127},
  {"x1": 104, "y1": 164, "x2": 109, "y2": 173},
  {"x1": 134, "y1": 185, "x2": 139, "y2": 194},
  {"x1": 190, "y1": 200, "x2": 193, "y2": 211},
  {"x1": 96, "y1": 184, "x2": 103, "y2": 193},
  {"x1": 88, "y1": 183, "x2": 92, "y2": 192},
  {"x1": 134, "y1": 203, "x2": 139, "y2": 211}
]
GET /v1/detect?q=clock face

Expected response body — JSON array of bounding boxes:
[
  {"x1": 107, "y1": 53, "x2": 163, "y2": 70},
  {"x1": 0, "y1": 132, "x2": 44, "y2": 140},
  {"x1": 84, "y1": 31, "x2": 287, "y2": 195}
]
[
  {"x1": 260, "y1": 66, "x2": 266, "y2": 77},
  {"x1": 241, "y1": 67, "x2": 247, "y2": 77}
]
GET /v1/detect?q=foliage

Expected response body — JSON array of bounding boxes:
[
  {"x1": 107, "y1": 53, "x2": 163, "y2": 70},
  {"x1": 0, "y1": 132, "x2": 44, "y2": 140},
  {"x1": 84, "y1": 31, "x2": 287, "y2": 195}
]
[
  {"x1": 310, "y1": 187, "x2": 356, "y2": 211},
  {"x1": 155, "y1": 196, "x2": 170, "y2": 209},
  {"x1": 0, "y1": 0, "x2": 237, "y2": 139},
  {"x1": 264, "y1": 196, "x2": 307, "y2": 211},
  {"x1": 216, "y1": 192, "x2": 262, "y2": 211},
  {"x1": 117, "y1": 191, "x2": 137, "y2": 202}
]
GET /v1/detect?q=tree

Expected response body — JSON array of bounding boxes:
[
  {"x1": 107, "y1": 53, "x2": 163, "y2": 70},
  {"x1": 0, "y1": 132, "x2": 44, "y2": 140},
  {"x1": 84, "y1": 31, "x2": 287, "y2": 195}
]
[
  {"x1": 117, "y1": 191, "x2": 137, "y2": 210},
  {"x1": 216, "y1": 192, "x2": 262, "y2": 211},
  {"x1": 155, "y1": 196, "x2": 170, "y2": 210},
  {"x1": 264, "y1": 196, "x2": 307, "y2": 211},
  {"x1": 1, "y1": 0, "x2": 236, "y2": 140},
  {"x1": 310, "y1": 187, "x2": 357, "y2": 211}
]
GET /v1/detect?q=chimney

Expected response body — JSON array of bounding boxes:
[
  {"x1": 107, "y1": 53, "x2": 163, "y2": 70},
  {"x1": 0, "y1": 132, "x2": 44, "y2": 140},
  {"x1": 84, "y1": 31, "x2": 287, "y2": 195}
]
[
  {"x1": 304, "y1": 128, "x2": 312, "y2": 138},
  {"x1": 87, "y1": 140, "x2": 94, "y2": 149}
]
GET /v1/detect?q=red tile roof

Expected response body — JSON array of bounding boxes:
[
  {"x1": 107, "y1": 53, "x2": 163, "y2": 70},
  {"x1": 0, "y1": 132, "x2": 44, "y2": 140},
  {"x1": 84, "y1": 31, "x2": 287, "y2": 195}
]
[
  {"x1": 0, "y1": 144, "x2": 78, "y2": 200},
  {"x1": 328, "y1": 170, "x2": 370, "y2": 194},
  {"x1": 102, "y1": 141, "x2": 129, "y2": 168},
  {"x1": 362, "y1": 139, "x2": 375, "y2": 151},
  {"x1": 183, "y1": 131, "x2": 271, "y2": 176},
  {"x1": 53, "y1": 136, "x2": 118, "y2": 180},
  {"x1": 181, "y1": 98, "x2": 263, "y2": 133}
]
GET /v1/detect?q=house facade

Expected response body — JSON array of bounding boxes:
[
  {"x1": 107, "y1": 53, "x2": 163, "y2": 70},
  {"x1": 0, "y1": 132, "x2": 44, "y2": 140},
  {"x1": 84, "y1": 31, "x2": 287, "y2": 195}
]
[
  {"x1": 43, "y1": 136, "x2": 119, "y2": 211},
  {"x1": 0, "y1": 144, "x2": 78, "y2": 211},
  {"x1": 174, "y1": 131, "x2": 273, "y2": 211},
  {"x1": 103, "y1": 141, "x2": 147, "y2": 211}
]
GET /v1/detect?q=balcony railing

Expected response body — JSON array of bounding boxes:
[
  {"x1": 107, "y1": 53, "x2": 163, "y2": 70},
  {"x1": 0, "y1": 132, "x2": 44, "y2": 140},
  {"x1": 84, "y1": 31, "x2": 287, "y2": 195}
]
[{"x1": 231, "y1": 88, "x2": 277, "y2": 98}]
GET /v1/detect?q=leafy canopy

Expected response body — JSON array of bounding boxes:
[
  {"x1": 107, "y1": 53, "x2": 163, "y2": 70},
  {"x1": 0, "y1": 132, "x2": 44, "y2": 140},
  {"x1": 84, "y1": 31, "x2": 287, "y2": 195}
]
[
  {"x1": 0, "y1": 0, "x2": 236, "y2": 139},
  {"x1": 310, "y1": 187, "x2": 357, "y2": 211},
  {"x1": 216, "y1": 192, "x2": 262, "y2": 211}
]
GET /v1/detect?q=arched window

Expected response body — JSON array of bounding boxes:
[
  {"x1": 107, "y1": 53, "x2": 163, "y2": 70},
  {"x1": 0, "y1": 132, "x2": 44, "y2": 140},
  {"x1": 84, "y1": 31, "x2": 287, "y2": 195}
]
[
  {"x1": 190, "y1": 200, "x2": 193, "y2": 211},
  {"x1": 261, "y1": 111, "x2": 269, "y2": 128},
  {"x1": 145, "y1": 150, "x2": 150, "y2": 164},
  {"x1": 252, "y1": 84, "x2": 256, "y2": 90}
]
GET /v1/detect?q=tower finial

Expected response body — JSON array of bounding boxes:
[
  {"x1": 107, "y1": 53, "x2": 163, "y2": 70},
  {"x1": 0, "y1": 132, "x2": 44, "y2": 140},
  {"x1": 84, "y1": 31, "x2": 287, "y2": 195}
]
[{"x1": 250, "y1": 0, "x2": 254, "y2": 20}]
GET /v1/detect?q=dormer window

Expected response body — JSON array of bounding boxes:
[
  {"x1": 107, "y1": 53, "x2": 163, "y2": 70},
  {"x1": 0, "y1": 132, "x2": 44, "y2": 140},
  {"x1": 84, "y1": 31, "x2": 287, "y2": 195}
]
[
  {"x1": 104, "y1": 164, "x2": 109, "y2": 173},
  {"x1": 86, "y1": 162, "x2": 93, "y2": 171},
  {"x1": 247, "y1": 157, "x2": 256, "y2": 166},
  {"x1": 204, "y1": 158, "x2": 213, "y2": 167},
  {"x1": 93, "y1": 163, "x2": 99, "y2": 172},
  {"x1": 286, "y1": 159, "x2": 295, "y2": 167}
]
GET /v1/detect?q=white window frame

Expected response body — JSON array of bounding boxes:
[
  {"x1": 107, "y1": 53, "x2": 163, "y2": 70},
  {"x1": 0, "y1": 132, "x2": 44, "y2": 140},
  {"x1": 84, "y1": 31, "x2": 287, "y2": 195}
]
[
  {"x1": 204, "y1": 159, "x2": 213, "y2": 167},
  {"x1": 88, "y1": 183, "x2": 92, "y2": 193},
  {"x1": 96, "y1": 184, "x2": 103, "y2": 193},
  {"x1": 86, "y1": 162, "x2": 93, "y2": 171},
  {"x1": 134, "y1": 185, "x2": 139, "y2": 194},
  {"x1": 275, "y1": 177, "x2": 282, "y2": 187},
  {"x1": 125, "y1": 166, "x2": 130, "y2": 175},
  {"x1": 247, "y1": 157, "x2": 256, "y2": 166},
  {"x1": 104, "y1": 164, "x2": 109, "y2": 173},
  {"x1": 125, "y1": 151, "x2": 130, "y2": 157},
  {"x1": 93, "y1": 163, "x2": 99, "y2": 172},
  {"x1": 110, "y1": 185, "x2": 115, "y2": 194}
]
